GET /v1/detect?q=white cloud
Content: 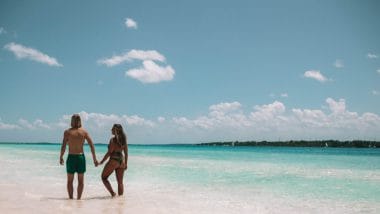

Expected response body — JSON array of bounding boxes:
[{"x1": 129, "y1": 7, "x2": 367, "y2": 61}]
[
  {"x1": 13, "y1": 112, "x2": 155, "y2": 131},
  {"x1": 291, "y1": 98, "x2": 367, "y2": 131},
  {"x1": 304, "y1": 70, "x2": 328, "y2": 82},
  {"x1": 0, "y1": 123, "x2": 19, "y2": 130},
  {"x1": 334, "y1": 59, "x2": 344, "y2": 68},
  {"x1": 124, "y1": 115, "x2": 155, "y2": 127},
  {"x1": 157, "y1": 117, "x2": 166, "y2": 122},
  {"x1": 18, "y1": 119, "x2": 36, "y2": 129},
  {"x1": 367, "y1": 53, "x2": 378, "y2": 59},
  {"x1": 270, "y1": 93, "x2": 288, "y2": 98},
  {"x1": 74, "y1": 111, "x2": 155, "y2": 128},
  {"x1": 208, "y1": 102, "x2": 248, "y2": 127},
  {"x1": 251, "y1": 101, "x2": 286, "y2": 121},
  {"x1": 292, "y1": 108, "x2": 328, "y2": 128},
  {"x1": 326, "y1": 98, "x2": 346, "y2": 114},
  {"x1": 170, "y1": 98, "x2": 380, "y2": 140},
  {"x1": 0, "y1": 118, "x2": 20, "y2": 130},
  {"x1": 125, "y1": 18, "x2": 137, "y2": 29},
  {"x1": 12, "y1": 113, "x2": 152, "y2": 131},
  {"x1": 172, "y1": 117, "x2": 195, "y2": 129},
  {"x1": 3, "y1": 99, "x2": 380, "y2": 142},
  {"x1": 163, "y1": 98, "x2": 379, "y2": 139},
  {"x1": 209, "y1": 102, "x2": 241, "y2": 113},
  {"x1": 0, "y1": 27, "x2": 6, "y2": 35},
  {"x1": 97, "y1": 53, "x2": 130, "y2": 67},
  {"x1": 33, "y1": 119, "x2": 52, "y2": 129},
  {"x1": 18, "y1": 118, "x2": 51, "y2": 129},
  {"x1": 56, "y1": 120, "x2": 69, "y2": 129},
  {"x1": 173, "y1": 114, "x2": 247, "y2": 130},
  {"x1": 98, "y1": 49, "x2": 175, "y2": 84},
  {"x1": 377, "y1": 69, "x2": 380, "y2": 74},
  {"x1": 4, "y1": 42, "x2": 62, "y2": 67},
  {"x1": 372, "y1": 90, "x2": 380, "y2": 96},
  {"x1": 126, "y1": 60, "x2": 175, "y2": 83},
  {"x1": 127, "y1": 49, "x2": 166, "y2": 62},
  {"x1": 173, "y1": 101, "x2": 250, "y2": 130},
  {"x1": 98, "y1": 49, "x2": 166, "y2": 67}
]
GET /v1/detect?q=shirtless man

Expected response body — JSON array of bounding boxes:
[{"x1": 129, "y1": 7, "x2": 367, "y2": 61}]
[{"x1": 59, "y1": 114, "x2": 98, "y2": 200}]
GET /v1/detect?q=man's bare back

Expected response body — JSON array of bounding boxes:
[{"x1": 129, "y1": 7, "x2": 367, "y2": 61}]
[{"x1": 64, "y1": 128, "x2": 89, "y2": 154}]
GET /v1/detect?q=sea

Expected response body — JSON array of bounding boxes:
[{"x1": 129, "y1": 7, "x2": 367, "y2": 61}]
[{"x1": 0, "y1": 143, "x2": 379, "y2": 213}]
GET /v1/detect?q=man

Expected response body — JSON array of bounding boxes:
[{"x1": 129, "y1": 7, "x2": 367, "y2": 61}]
[{"x1": 59, "y1": 114, "x2": 98, "y2": 200}]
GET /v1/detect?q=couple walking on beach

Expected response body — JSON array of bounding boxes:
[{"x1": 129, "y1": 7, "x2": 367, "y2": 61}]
[{"x1": 59, "y1": 114, "x2": 128, "y2": 200}]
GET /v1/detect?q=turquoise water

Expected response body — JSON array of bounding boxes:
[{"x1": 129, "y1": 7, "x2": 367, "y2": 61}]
[
  {"x1": 0, "y1": 143, "x2": 379, "y2": 213},
  {"x1": 131, "y1": 145, "x2": 380, "y2": 201}
]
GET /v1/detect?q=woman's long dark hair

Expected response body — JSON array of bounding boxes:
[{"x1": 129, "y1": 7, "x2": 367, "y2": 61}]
[{"x1": 113, "y1": 124, "x2": 127, "y2": 146}]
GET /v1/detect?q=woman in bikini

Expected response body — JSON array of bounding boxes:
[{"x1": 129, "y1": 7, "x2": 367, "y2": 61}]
[{"x1": 99, "y1": 124, "x2": 128, "y2": 197}]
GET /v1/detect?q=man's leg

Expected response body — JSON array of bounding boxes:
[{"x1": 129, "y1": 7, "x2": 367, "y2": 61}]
[
  {"x1": 77, "y1": 173, "x2": 84, "y2": 200},
  {"x1": 67, "y1": 173, "x2": 74, "y2": 199}
]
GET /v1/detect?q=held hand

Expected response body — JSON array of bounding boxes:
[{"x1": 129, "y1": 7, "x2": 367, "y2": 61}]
[
  {"x1": 94, "y1": 160, "x2": 99, "y2": 167},
  {"x1": 60, "y1": 157, "x2": 64, "y2": 165}
]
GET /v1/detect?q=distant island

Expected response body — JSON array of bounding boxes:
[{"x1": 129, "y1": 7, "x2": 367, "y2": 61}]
[{"x1": 197, "y1": 140, "x2": 380, "y2": 148}]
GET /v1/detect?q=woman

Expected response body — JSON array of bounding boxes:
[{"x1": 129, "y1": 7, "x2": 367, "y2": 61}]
[{"x1": 99, "y1": 124, "x2": 128, "y2": 197}]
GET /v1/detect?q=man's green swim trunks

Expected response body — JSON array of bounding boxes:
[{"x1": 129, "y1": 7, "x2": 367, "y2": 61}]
[{"x1": 66, "y1": 154, "x2": 86, "y2": 174}]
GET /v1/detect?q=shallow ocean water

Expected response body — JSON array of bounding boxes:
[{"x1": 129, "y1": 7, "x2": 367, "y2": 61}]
[{"x1": 0, "y1": 143, "x2": 379, "y2": 213}]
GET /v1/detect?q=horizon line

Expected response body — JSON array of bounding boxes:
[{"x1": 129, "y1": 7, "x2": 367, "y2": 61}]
[{"x1": 0, "y1": 139, "x2": 379, "y2": 145}]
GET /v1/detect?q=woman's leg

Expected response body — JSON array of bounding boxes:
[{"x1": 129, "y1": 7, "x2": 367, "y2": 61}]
[
  {"x1": 101, "y1": 160, "x2": 119, "y2": 196},
  {"x1": 115, "y1": 167, "x2": 125, "y2": 195}
]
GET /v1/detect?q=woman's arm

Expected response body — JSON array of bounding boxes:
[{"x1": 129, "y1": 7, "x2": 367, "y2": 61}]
[
  {"x1": 123, "y1": 136, "x2": 128, "y2": 170},
  {"x1": 100, "y1": 139, "x2": 114, "y2": 164}
]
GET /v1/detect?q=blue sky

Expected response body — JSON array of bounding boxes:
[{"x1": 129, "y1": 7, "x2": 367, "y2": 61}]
[{"x1": 0, "y1": 0, "x2": 379, "y2": 143}]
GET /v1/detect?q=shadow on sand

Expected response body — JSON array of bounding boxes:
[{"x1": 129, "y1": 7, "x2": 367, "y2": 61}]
[{"x1": 43, "y1": 195, "x2": 113, "y2": 201}]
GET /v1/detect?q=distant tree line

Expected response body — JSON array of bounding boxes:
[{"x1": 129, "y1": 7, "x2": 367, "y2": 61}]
[{"x1": 197, "y1": 140, "x2": 380, "y2": 148}]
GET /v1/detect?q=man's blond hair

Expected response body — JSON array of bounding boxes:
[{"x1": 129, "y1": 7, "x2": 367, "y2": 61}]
[{"x1": 71, "y1": 114, "x2": 82, "y2": 128}]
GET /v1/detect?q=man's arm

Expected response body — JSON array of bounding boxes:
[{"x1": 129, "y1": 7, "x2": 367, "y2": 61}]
[
  {"x1": 85, "y1": 131, "x2": 98, "y2": 166},
  {"x1": 60, "y1": 131, "x2": 68, "y2": 165}
]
